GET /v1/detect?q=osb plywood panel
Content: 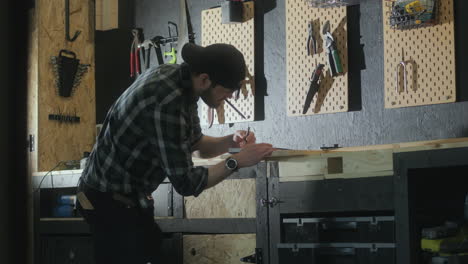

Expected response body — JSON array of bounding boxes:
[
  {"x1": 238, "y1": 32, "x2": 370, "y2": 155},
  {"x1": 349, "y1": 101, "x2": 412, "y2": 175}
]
[
  {"x1": 183, "y1": 234, "x2": 256, "y2": 264},
  {"x1": 28, "y1": 10, "x2": 39, "y2": 173},
  {"x1": 383, "y1": 0, "x2": 456, "y2": 108},
  {"x1": 37, "y1": 0, "x2": 96, "y2": 171},
  {"x1": 286, "y1": 0, "x2": 348, "y2": 116},
  {"x1": 184, "y1": 178, "x2": 256, "y2": 218},
  {"x1": 200, "y1": 2, "x2": 255, "y2": 125},
  {"x1": 96, "y1": 0, "x2": 118, "y2": 30}
]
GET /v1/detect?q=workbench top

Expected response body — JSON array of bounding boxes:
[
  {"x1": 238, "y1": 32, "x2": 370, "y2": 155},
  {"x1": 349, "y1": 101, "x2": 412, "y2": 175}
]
[{"x1": 33, "y1": 137, "x2": 468, "y2": 188}]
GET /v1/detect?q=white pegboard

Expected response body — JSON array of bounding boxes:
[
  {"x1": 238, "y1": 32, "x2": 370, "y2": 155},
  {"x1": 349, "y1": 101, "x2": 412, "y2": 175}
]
[
  {"x1": 286, "y1": 0, "x2": 348, "y2": 116},
  {"x1": 383, "y1": 0, "x2": 456, "y2": 108},
  {"x1": 200, "y1": 2, "x2": 255, "y2": 125}
]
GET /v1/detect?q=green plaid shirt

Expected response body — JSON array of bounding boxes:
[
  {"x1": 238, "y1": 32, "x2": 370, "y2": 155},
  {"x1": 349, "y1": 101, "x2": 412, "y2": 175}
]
[{"x1": 81, "y1": 63, "x2": 208, "y2": 208}]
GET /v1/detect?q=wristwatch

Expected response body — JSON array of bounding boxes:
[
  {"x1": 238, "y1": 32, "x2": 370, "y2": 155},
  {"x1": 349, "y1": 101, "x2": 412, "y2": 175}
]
[{"x1": 225, "y1": 157, "x2": 239, "y2": 171}]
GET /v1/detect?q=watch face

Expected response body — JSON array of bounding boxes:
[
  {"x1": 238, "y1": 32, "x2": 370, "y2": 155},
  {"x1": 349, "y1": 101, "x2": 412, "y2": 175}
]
[{"x1": 227, "y1": 158, "x2": 237, "y2": 170}]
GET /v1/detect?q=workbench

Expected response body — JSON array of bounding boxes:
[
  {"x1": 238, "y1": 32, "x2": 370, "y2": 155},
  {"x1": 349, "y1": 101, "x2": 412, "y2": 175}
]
[{"x1": 32, "y1": 137, "x2": 468, "y2": 264}]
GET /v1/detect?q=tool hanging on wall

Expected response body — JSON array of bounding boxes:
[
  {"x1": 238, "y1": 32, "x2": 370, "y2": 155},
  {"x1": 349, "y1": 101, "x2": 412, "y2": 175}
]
[
  {"x1": 50, "y1": 50, "x2": 90, "y2": 97},
  {"x1": 388, "y1": 0, "x2": 437, "y2": 30},
  {"x1": 138, "y1": 30, "x2": 195, "y2": 70},
  {"x1": 130, "y1": 29, "x2": 143, "y2": 77},
  {"x1": 65, "y1": 0, "x2": 81, "y2": 41},
  {"x1": 48, "y1": 108, "x2": 80, "y2": 124},
  {"x1": 395, "y1": 48, "x2": 411, "y2": 94},
  {"x1": 139, "y1": 36, "x2": 165, "y2": 71},
  {"x1": 164, "y1": 22, "x2": 179, "y2": 64},
  {"x1": 303, "y1": 63, "x2": 325, "y2": 114},
  {"x1": 307, "y1": 20, "x2": 317, "y2": 56},
  {"x1": 323, "y1": 21, "x2": 343, "y2": 76}
]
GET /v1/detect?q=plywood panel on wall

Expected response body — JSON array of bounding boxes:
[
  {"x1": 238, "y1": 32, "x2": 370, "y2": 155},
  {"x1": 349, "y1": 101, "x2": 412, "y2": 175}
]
[
  {"x1": 184, "y1": 178, "x2": 256, "y2": 218},
  {"x1": 96, "y1": 0, "x2": 118, "y2": 30},
  {"x1": 36, "y1": 0, "x2": 96, "y2": 171},
  {"x1": 183, "y1": 234, "x2": 256, "y2": 264},
  {"x1": 382, "y1": 0, "x2": 456, "y2": 108},
  {"x1": 200, "y1": 2, "x2": 255, "y2": 125}
]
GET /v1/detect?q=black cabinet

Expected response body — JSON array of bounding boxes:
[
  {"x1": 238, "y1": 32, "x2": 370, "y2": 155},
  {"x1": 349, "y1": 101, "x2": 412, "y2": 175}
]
[
  {"x1": 39, "y1": 235, "x2": 95, "y2": 264},
  {"x1": 394, "y1": 147, "x2": 468, "y2": 264}
]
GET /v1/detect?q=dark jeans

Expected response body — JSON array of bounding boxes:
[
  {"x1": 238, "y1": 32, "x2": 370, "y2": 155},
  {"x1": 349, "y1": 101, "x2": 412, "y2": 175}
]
[{"x1": 77, "y1": 181, "x2": 163, "y2": 264}]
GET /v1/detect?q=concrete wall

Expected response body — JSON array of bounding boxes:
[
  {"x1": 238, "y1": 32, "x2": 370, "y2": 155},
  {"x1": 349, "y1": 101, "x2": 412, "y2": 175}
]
[{"x1": 134, "y1": 0, "x2": 468, "y2": 149}]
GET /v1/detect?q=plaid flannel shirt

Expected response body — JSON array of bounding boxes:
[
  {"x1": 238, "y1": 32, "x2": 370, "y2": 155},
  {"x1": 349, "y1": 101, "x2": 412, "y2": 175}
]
[{"x1": 80, "y1": 63, "x2": 208, "y2": 208}]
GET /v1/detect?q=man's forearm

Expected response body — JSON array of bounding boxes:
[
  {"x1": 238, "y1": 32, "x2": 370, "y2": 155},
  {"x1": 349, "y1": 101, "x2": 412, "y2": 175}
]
[
  {"x1": 206, "y1": 161, "x2": 233, "y2": 189},
  {"x1": 195, "y1": 135, "x2": 233, "y2": 158}
]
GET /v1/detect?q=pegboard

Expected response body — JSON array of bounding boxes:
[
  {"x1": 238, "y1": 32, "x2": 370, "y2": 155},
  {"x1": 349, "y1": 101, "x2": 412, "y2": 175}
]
[
  {"x1": 383, "y1": 0, "x2": 456, "y2": 108},
  {"x1": 286, "y1": 0, "x2": 348, "y2": 116},
  {"x1": 200, "y1": 2, "x2": 255, "y2": 126}
]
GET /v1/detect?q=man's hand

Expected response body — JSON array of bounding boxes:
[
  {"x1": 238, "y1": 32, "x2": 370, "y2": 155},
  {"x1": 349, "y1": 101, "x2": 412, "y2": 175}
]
[
  {"x1": 232, "y1": 130, "x2": 256, "y2": 148},
  {"x1": 232, "y1": 143, "x2": 274, "y2": 168}
]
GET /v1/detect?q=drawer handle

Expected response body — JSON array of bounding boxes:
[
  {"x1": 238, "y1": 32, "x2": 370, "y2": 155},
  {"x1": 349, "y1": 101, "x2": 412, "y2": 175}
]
[
  {"x1": 315, "y1": 247, "x2": 356, "y2": 256},
  {"x1": 320, "y1": 221, "x2": 357, "y2": 230}
]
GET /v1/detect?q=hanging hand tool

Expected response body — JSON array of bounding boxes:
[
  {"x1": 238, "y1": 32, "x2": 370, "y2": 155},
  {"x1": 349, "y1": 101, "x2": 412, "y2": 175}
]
[
  {"x1": 307, "y1": 20, "x2": 317, "y2": 56},
  {"x1": 395, "y1": 48, "x2": 408, "y2": 94},
  {"x1": 164, "y1": 22, "x2": 178, "y2": 64},
  {"x1": 50, "y1": 49, "x2": 90, "y2": 97},
  {"x1": 138, "y1": 36, "x2": 165, "y2": 71},
  {"x1": 302, "y1": 63, "x2": 325, "y2": 114},
  {"x1": 323, "y1": 21, "x2": 343, "y2": 76},
  {"x1": 65, "y1": 0, "x2": 81, "y2": 41},
  {"x1": 130, "y1": 29, "x2": 143, "y2": 77}
]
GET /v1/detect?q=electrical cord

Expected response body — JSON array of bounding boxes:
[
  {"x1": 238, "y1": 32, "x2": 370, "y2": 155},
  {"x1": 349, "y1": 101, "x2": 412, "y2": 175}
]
[{"x1": 33, "y1": 161, "x2": 64, "y2": 193}]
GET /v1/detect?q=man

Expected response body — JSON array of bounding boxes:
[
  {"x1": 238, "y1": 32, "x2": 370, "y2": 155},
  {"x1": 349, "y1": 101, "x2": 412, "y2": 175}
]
[{"x1": 77, "y1": 43, "x2": 274, "y2": 263}]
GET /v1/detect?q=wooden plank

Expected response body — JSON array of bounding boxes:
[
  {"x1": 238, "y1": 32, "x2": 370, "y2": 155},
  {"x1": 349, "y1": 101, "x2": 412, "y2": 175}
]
[
  {"x1": 275, "y1": 138, "x2": 468, "y2": 180},
  {"x1": 184, "y1": 179, "x2": 256, "y2": 218},
  {"x1": 278, "y1": 155, "x2": 327, "y2": 177},
  {"x1": 183, "y1": 234, "x2": 256, "y2": 264},
  {"x1": 323, "y1": 149, "x2": 393, "y2": 174},
  {"x1": 279, "y1": 149, "x2": 393, "y2": 179}
]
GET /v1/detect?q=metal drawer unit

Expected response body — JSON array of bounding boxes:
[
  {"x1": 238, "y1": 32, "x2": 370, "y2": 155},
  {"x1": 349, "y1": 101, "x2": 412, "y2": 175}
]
[
  {"x1": 277, "y1": 243, "x2": 395, "y2": 264},
  {"x1": 282, "y1": 216, "x2": 395, "y2": 243}
]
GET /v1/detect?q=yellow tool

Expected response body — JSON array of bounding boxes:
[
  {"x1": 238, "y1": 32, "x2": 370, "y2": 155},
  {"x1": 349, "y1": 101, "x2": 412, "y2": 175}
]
[{"x1": 405, "y1": 1, "x2": 424, "y2": 14}]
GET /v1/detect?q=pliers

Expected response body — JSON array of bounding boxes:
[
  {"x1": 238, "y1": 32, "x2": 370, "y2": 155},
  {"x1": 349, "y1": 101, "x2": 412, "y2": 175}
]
[
  {"x1": 323, "y1": 21, "x2": 343, "y2": 76},
  {"x1": 307, "y1": 21, "x2": 317, "y2": 56},
  {"x1": 130, "y1": 29, "x2": 142, "y2": 77}
]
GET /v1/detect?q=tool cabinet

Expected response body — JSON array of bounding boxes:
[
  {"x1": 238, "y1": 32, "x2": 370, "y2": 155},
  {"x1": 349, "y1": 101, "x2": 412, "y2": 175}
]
[{"x1": 33, "y1": 138, "x2": 468, "y2": 264}]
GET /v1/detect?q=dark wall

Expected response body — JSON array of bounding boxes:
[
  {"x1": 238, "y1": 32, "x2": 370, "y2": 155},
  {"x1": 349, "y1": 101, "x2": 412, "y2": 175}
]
[
  {"x1": 95, "y1": 0, "x2": 135, "y2": 123},
  {"x1": 0, "y1": 0, "x2": 8, "y2": 262},
  {"x1": 3, "y1": 1, "x2": 31, "y2": 263},
  {"x1": 134, "y1": 0, "x2": 468, "y2": 149}
]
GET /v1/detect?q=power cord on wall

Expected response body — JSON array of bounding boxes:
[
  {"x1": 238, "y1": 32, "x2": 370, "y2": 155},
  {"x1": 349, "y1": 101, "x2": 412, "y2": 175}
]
[{"x1": 33, "y1": 161, "x2": 70, "y2": 193}]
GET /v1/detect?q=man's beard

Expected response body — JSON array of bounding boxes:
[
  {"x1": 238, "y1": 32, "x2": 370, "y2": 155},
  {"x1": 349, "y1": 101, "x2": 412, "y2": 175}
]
[{"x1": 200, "y1": 85, "x2": 221, "y2": 108}]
